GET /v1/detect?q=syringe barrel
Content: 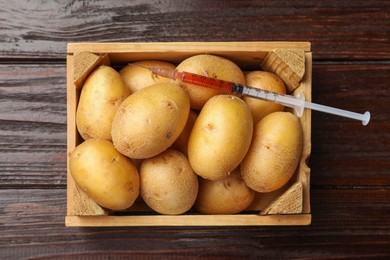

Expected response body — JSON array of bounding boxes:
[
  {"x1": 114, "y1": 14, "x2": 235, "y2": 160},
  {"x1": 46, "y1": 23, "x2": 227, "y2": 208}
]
[
  {"x1": 241, "y1": 86, "x2": 302, "y2": 109},
  {"x1": 273, "y1": 93, "x2": 304, "y2": 109},
  {"x1": 179, "y1": 71, "x2": 234, "y2": 93}
]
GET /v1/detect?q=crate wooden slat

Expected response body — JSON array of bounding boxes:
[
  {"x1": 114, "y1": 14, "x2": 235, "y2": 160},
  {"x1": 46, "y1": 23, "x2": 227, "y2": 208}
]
[
  {"x1": 67, "y1": 42, "x2": 311, "y2": 69},
  {"x1": 66, "y1": 42, "x2": 312, "y2": 226},
  {"x1": 66, "y1": 214, "x2": 312, "y2": 227}
]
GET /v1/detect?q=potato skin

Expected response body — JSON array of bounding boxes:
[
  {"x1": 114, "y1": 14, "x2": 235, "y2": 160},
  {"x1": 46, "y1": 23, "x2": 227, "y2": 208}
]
[
  {"x1": 176, "y1": 54, "x2": 245, "y2": 110},
  {"x1": 76, "y1": 65, "x2": 129, "y2": 141},
  {"x1": 241, "y1": 112, "x2": 303, "y2": 193},
  {"x1": 243, "y1": 71, "x2": 286, "y2": 124},
  {"x1": 188, "y1": 95, "x2": 253, "y2": 180},
  {"x1": 111, "y1": 83, "x2": 190, "y2": 159},
  {"x1": 195, "y1": 168, "x2": 255, "y2": 214},
  {"x1": 171, "y1": 110, "x2": 198, "y2": 155},
  {"x1": 140, "y1": 149, "x2": 199, "y2": 215},
  {"x1": 120, "y1": 60, "x2": 176, "y2": 93},
  {"x1": 69, "y1": 139, "x2": 140, "y2": 210}
]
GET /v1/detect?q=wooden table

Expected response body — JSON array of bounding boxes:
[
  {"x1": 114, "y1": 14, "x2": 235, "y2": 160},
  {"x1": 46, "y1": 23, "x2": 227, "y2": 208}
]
[{"x1": 1, "y1": 1, "x2": 389, "y2": 258}]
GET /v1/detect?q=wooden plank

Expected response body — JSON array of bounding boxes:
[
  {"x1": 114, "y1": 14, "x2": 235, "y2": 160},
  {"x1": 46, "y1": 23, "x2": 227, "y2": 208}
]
[
  {"x1": 0, "y1": 63, "x2": 389, "y2": 188},
  {"x1": 66, "y1": 214, "x2": 311, "y2": 227},
  {"x1": 0, "y1": 64, "x2": 66, "y2": 124},
  {"x1": 0, "y1": 64, "x2": 66, "y2": 187},
  {"x1": 0, "y1": 1, "x2": 389, "y2": 60},
  {"x1": 67, "y1": 42, "x2": 311, "y2": 54},
  {"x1": 0, "y1": 189, "x2": 389, "y2": 258},
  {"x1": 310, "y1": 63, "x2": 390, "y2": 187},
  {"x1": 0, "y1": 122, "x2": 66, "y2": 188},
  {"x1": 67, "y1": 42, "x2": 311, "y2": 69}
]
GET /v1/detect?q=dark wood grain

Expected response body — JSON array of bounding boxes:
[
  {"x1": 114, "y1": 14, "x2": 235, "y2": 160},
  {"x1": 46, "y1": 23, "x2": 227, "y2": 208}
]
[
  {"x1": 311, "y1": 63, "x2": 390, "y2": 187},
  {"x1": 0, "y1": 0, "x2": 389, "y2": 61},
  {"x1": 1, "y1": 0, "x2": 389, "y2": 258},
  {"x1": 0, "y1": 189, "x2": 389, "y2": 259},
  {"x1": 0, "y1": 64, "x2": 66, "y2": 124},
  {"x1": 0, "y1": 64, "x2": 67, "y2": 188}
]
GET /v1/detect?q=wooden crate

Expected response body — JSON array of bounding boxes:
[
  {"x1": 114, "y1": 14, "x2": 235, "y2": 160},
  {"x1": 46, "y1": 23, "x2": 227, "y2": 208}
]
[{"x1": 66, "y1": 42, "x2": 312, "y2": 227}]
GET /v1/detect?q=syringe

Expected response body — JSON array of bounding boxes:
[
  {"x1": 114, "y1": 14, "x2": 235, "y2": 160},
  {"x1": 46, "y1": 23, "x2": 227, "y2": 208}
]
[{"x1": 130, "y1": 64, "x2": 370, "y2": 125}]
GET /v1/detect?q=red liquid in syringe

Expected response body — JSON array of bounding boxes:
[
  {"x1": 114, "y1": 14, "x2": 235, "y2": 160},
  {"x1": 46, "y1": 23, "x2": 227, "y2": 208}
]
[{"x1": 149, "y1": 67, "x2": 235, "y2": 93}]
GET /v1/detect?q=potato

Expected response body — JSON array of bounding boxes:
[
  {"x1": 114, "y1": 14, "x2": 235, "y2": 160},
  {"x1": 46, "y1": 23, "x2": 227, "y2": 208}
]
[
  {"x1": 120, "y1": 60, "x2": 176, "y2": 93},
  {"x1": 243, "y1": 71, "x2": 286, "y2": 124},
  {"x1": 140, "y1": 149, "x2": 199, "y2": 215},
  {"x1": 69, "y1": 139, "x2": 139, "y2": 210},
  {"x1": 112, "y1": 83, "x2": 190, "y2": 159},
  {"x1": 241, "y1": 112, "x2": 303, "y2": 193},
  {"x1": 188, "y1": 95, "x2": 253, "y2": 180},
  {"x1": 194, "y1": 168, "x2": 255, "y2": 214},
  {"x1": 76, "y1": 65, "x2": 129, "y2": 141},
  {"x1": 176, "y1": 54, "x2": 245, "y2": 110},
  {"x1": 171, "y1": 110, "x2": 198, "y2": 155}
]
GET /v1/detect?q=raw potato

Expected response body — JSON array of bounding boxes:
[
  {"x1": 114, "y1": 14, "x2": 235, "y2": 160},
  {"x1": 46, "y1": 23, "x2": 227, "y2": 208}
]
[
  {"x1": 120, "y1": 60, "x2": 176, "y2": 93},
  {"x1": 112, "y1": 83, "x2": 190, "y2": 159},
  {"x1": 76, "y1": 65, "x2": 129, "y2": 141},
  {"x1": 195, "y1": 168, "x2": 255, "y2": 214},
  {"x1": 243, "y1": 71, "x2": 286, "y2": 124},
  {"x1": 176, "y1": 54, "x2": 245, "y2": 110},
  {"x1": 140, "y1": 149, "x2": 199, "y2": 215},
  {"x1": 188, "y1": 95, "x2": 253, "y2": 180},
  {"x1": 241, "y1": 112, "x2": 303, "y2": 193},
  {"x1": 171, "y1": 110, "x2": 198, "y2": 155},
  {"x1": 69, "y1": 139, "x2": 140, "y2": 210}
]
